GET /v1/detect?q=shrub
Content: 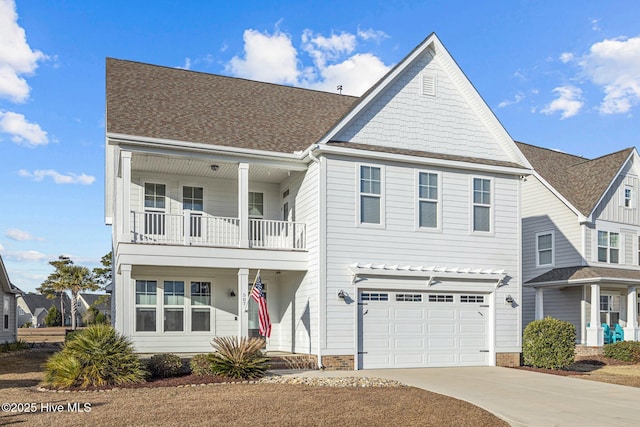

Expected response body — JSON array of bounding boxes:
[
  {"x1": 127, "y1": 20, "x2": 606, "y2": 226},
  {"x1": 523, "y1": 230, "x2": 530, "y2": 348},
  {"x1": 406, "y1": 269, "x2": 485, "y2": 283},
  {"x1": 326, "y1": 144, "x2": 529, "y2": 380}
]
[
  {"x1": 95, "y1": 312, "x2": 109, "y2": 324},
  {"x1": 208, "y1": 336, "x2": 269, "y2": 379},
  {"x1": 603, "y1": 341, "x2": 640, "y2": 363},
  {"x1": 44, "y1": 324, "x2": 147, "y2": 389},
  {"x1": 147, "y1": 353, "x2": 184, "y2": 378},
  {"x1": 523, "y1": 317, "x2": 576, "y2": 369},
  {"x1": 190, "y1": 353, "x2": 216, "y2": 376},
  {"x1": 45, "y1": 305, "x2": 62, "y2": 327},
  {"x1": 64, "y1": 330, "x2": 81, "y2": 343},
  {"x1": 0, "y1": 339, "x2": 30, "y2": 353}
]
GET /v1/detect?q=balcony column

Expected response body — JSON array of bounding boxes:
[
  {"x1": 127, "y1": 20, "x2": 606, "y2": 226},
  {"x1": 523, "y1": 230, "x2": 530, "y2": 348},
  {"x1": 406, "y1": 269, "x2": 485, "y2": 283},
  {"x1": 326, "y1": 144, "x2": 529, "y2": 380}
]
[
  {"x1": 238, "y1": 268, "x2": 249, "y2": 337},
  {"x1": 120, "y1": 151, "x2": 132, "y2": 242},
  {"x1": 534, "y1": 288, "x2": 544, "y2": 320},
  {"x1": 586, "y1": 284, "x2": 603, "y2": 346},
  {"x1": 625, "y1": 287, "x2": 638, "y2": 341},
  {"x1": 238, "y1": 163, "x2": 249, "y2": 248}
]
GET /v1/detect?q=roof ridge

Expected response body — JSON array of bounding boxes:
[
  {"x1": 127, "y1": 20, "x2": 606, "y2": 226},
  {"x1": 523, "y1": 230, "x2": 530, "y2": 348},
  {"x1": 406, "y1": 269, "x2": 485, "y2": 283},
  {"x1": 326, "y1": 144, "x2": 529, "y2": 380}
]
[
  {"x1": 515, "y1": 141, "x2": 587, "y2": 162},
  {"x1": 106, "y1": 57, "x2": 359, "y2": 99},
  {"x1": 567, "y1": 146, "x2": 633, "y2": 170}
]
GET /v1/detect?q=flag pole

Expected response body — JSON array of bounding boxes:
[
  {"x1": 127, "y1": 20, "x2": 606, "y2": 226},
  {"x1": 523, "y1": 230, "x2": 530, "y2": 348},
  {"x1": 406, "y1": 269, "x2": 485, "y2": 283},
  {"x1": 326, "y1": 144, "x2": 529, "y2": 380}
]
[{"x1": 244, "y1": 269, "x2": 261, "y2": 312}]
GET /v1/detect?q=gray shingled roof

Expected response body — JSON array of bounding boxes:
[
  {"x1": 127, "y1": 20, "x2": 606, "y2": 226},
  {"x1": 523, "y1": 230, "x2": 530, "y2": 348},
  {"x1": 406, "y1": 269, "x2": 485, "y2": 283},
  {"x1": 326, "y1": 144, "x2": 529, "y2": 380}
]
[
  {"x1": 106, "y1": 58, "x2": 359, "y2": 153},
  {"x1": 79, "y1": 293, "x2": 111, "y2": 311},
  {"x1": 516, "y1": 142, "x2": 633, "y2": 216},
  {"x1": 21, "y1": 293, "x2": 71, "y2": 314},
  {"x1": 527, "y1": 266, "x2": 640, "y2": 285}
]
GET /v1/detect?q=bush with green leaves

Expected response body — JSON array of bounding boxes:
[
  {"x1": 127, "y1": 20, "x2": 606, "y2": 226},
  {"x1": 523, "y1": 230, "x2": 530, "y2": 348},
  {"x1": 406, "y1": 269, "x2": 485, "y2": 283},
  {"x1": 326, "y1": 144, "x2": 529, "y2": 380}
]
[
  {"x1": 64, "y1": 329, "x2": 81, "y2": 342},
  {"x1": 603, "y1": 341, "x2": 640, "y2": 363},
  {"x1": 0, "y1": 339, "x2": 30, "y2": 353},
  {"x1": 45, "y1": 305, "x2": 62, "y2": 327},
  {"x1": 208, "y1": 336, "x2": 268, "y2": 379},
  {"x1": 44, "y1": 324, "x2": 147, "y2": 389},
  {"x1": 190, "y1": 353, "x2": 216, "y2": 376},
  {"x1": 146, "y1": 353, "x2": 184, "y2": 378},
  {"x1": 523, "y1": 317, "x2": 576, "y2": 369}
]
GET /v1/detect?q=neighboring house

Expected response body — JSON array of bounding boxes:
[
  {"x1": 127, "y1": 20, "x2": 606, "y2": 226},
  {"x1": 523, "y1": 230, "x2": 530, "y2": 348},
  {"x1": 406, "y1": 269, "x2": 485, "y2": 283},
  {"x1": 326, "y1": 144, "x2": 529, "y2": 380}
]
[
  {"x1": 17, "y1": 293, "x2": 72, "y2": 328},
  {"x1": 0, "y1": 255, "x2": 20, "y2": 343},
  {"x1": 105, "y1": 33, "x2": 532, "y2": 369},
  {"x1": 77, "y1": 293, "x2": 111, "y2": 324},
  {"x1": 519, "y1": 142, "x2": 640, "y2": 348}
]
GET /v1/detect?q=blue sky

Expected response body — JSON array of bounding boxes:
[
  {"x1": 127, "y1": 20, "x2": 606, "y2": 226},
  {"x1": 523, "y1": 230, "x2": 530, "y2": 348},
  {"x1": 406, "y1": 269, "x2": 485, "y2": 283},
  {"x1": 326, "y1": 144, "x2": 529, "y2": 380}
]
[{"x1": 1, "y1": 0, "x2": 639, "y2": 292}]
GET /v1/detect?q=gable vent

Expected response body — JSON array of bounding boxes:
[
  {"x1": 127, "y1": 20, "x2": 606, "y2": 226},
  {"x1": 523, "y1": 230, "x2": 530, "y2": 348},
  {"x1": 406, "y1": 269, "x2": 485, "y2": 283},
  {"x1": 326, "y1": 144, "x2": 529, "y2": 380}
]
[{"x1": 422, "y1": 74, "x2": 436, "y2": 97}]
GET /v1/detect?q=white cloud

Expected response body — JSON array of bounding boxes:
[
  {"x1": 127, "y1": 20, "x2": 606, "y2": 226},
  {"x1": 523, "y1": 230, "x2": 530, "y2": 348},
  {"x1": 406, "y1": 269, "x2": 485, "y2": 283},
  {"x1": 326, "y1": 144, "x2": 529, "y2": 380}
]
[
  {"x1": 225, "y1": 27, "x2": 392, "y2": 96},
  {"x1": 1, "y1": 249, "x2": 48, "y2": 262},
  {"x1": 177, "y1": 57, "x2": 191, "y2": 70},
  {"x1": 357, "y1": 27, "x2": 390, "y2": 43},
  {"x1": 226, "y1": 29, "x2": 299, "y2": 85},
  {"x1": 498, "y1": 92, "x2": 525, "y2": 108},
  {"x1": 577, "y1": 35, "x2": 640, "y2": 114},
  {"x1": 541, "y1": 86, "x2": 584, "y2": 119},
  {"x1": 0, "y1": 0, "x2": 46, "y2": 103},
  {"x1": 6, "y1": 228, "x2": 44, "y2": 241},
  {"x1": 18, "y1": 169, "x2": 95, "y2": 185},
  {"x1": 559, "y1": 52, "x2": 574, "y2": 63},
  {"x1": 0, "y1": 111, "x2": 48, "y2": 146},
  {"x1": 591, "y1": 18, "x2": 601, "y2": 32}
]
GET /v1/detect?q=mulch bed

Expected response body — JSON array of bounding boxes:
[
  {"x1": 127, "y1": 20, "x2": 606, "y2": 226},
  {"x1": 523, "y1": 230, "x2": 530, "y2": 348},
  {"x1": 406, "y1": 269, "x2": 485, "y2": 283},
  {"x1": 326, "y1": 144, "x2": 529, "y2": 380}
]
[{"x1": 513, "y1": 356, "x2": 633, "y2": 376}]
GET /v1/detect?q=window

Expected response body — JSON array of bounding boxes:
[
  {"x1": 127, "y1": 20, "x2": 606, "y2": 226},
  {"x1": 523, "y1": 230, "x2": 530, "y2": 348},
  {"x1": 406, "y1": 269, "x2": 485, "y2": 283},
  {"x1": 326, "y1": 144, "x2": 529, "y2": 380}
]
[
  {"x1": 460, "y1": 295, "x2": 485, "y2": 303},
  {"x1": 600, "y1": 294, "x2": 621, "y2": 327},
  {"x1": 361, "y1": 292, "x2": 388, "y2": 301},
  {"x1": 428, "y1": 294, "x2": 454, "y2": 303},
  {"x1": 248, "y1": 192, "x2": 264, "y2": 218},
  {"x1": 396, "y1": 294, "x2": 422, "y2": 302},
  {"x1": 598, "y1": 231, "x2": 619, "y2": 264},
  {"x1": 359, "y1": 165, "x2": 382, "y2": 225},
  {"x1": 624, "y1": 186, "x2": 634, "y2": 208},
  {"x1": 3, "y1": 296, "x2": 9, "y2": 330},
  {"x1": 183, "y1": 186, "x2": 204, "y2": 237},
  {"x1": 191, "y1": 282, "x2": 211, "y2": 332},
  {"x1": 135, "y1": 280, "x2": 157, "y2": 332},
  {"x1": 418, "y1": 172, "x2": 438, "y2": 228},
  {"x1": 472, "y1": 178, "x2": 491, "y2": 232},
  {"x1": 144, "y1": 183, "x2": 166, "y2": 235},
  {"x1": 18, "y1": 306, "x2": 25, "y2": 316},
  {"x1": 163, "y1": 281, "x2": 184, "y2": 332},
  {"x1": 536, "y1": 231, "x2": 554, "y2": 267}
]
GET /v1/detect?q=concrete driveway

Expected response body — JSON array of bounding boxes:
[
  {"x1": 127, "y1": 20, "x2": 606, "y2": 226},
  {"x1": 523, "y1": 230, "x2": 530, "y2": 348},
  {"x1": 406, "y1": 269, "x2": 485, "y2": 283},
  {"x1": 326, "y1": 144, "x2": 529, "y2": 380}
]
[{"x1": 280, "y1": 367, "x2": 640, "y2": 426}]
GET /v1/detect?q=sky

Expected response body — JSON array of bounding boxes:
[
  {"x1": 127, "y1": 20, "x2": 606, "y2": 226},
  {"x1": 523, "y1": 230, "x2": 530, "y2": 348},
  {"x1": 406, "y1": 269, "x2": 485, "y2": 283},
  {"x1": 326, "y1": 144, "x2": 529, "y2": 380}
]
[{"x1": 1, "y1": 0, "x2": 639, "y2": 293}]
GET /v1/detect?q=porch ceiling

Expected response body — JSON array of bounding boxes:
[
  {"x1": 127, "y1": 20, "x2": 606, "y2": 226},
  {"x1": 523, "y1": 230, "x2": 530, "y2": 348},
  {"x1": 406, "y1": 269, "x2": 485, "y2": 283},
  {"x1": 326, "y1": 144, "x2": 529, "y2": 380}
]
[{"x1": 131, "y1": 154, "x2": 293, "y2": 183}]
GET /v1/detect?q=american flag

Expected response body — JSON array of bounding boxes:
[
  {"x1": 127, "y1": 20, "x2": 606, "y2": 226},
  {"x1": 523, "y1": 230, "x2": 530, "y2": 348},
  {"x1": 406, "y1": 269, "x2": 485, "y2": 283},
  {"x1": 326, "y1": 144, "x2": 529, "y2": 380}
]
[{"x1": 251, "y1": 274, "x2": 271, "y2": 338}]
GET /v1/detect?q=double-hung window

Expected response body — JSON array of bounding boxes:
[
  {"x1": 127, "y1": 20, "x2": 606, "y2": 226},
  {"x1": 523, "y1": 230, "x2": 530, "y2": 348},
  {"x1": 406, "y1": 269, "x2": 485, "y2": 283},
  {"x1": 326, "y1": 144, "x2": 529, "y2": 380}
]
[
  {"x1": 3, "y1": 296, "x2": 9, "y2": 330},
  {"x1": 598, "y1": 231, "x2": 619, "y2": 263},
  {"x1": 191, "y1": 282, "x2": 212, "y2": 332},
  {"x1": 418, "y1": 172, "x2": 438, "y2": 229},
  {"x1": 163, "y1": 281, "x2": 184, "y2": 332},
  {"x1": 600, "y1": 294, "x2": 621, "y2": 327},
  {"x1": 472, "y1": 178, "x2": 491, "y2": 232},
  {"x1": 135, "y1": 280, "x2": 157, "y2": 332},
  {"x1": 359, "y1": 165, "x2": 382, "y2": 225},
  {"x1": 536, "y1": 231, "x2": 554, "y2": 267},
  {"x1": 183, "y1": 186, "x2": 204, "y2": 238},
  {"x1": 249, "y1": 192, "x2": 264, "y2": 244},
  {"x1": 623, "y1": 186, "x2": 634, "y2": 208},
  {"x1": 144, "y1": 183, "x2": 166, "y2": 235}
]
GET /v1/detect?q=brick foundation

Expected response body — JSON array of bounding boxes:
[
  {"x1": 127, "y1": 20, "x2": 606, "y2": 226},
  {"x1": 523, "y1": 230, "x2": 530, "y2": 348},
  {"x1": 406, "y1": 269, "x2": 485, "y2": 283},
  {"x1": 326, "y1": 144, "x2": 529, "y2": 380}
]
[
  {"x1": 268, "y1": 355, "x2": 318, "y2": 370},
  {"x1": 575, "y1": 345, "x2": 604, "y2": 357},
  {"x1": 496, "y1": 352, "x2": 521, "y2": 367},
  {"x1": 322, "y1": 355, "x2": 354, "y2": 370}
]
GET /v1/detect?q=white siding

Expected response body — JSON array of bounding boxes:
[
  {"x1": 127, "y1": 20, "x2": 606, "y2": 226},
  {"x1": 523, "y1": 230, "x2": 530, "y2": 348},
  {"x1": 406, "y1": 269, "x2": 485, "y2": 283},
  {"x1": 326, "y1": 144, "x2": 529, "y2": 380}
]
[
  {"x1": 334, "y1": 50, "x2": 512, "y2": 163},
  {"x1": 323, "y1": 156, "x2": 521, "y2": 355},
  {"x1": 593, "y1": 161, "x2": 639, "y2": 225}
]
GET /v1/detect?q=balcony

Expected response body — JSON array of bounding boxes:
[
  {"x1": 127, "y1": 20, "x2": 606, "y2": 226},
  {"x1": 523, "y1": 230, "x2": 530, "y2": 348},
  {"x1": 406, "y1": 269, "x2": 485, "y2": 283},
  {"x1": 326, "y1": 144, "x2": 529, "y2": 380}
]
[{"x1": 130, "y1": 211, "x2": 306, "y2": 251}]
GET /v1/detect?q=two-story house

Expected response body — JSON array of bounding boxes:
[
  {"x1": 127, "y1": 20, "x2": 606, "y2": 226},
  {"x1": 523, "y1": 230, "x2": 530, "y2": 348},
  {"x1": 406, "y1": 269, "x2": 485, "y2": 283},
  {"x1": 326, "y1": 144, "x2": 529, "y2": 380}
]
[
  {"x1": 519, "y1": 142, "x2": 640, "y2": 349},
  {"x1": 105, "y1": 33, "x2": 531, "y2": 369},
  {"x1": 0, "y1": 255, "x2": 20, "y2": 342}
]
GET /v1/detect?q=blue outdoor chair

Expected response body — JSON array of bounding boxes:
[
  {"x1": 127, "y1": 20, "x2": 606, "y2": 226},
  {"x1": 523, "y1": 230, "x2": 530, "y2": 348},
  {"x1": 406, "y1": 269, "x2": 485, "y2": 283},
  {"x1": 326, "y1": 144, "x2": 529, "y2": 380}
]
[
  {"x1": 613, "y1": 324, "x2": 624, "y2": 343},
  {"x1": 602, "y1": 324, "x2": 613, "y2": 344}
]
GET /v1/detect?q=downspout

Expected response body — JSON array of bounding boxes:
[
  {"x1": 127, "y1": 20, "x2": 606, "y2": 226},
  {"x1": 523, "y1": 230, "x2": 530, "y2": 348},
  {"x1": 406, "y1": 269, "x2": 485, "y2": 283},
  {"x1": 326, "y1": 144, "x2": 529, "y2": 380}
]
[{"x1": 307, "y1": 145, "x2": 324, "y2": 369}]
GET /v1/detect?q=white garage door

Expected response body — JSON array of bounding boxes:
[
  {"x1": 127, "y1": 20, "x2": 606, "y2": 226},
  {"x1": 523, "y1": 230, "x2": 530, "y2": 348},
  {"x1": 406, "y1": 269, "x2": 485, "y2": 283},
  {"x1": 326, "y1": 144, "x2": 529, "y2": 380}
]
[{"x1": 358, "y1": 290, "x2": 490, "y2": 369}]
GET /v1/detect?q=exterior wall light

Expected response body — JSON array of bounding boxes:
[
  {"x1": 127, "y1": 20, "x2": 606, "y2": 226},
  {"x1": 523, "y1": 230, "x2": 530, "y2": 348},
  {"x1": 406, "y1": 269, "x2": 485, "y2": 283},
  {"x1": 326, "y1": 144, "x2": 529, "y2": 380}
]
[
  {"x1": 338, "y1": 290, "x2": 345, "y2": 299},
  {"x1": 505, "y1": 295, "x2": 514, "y2": 304}
]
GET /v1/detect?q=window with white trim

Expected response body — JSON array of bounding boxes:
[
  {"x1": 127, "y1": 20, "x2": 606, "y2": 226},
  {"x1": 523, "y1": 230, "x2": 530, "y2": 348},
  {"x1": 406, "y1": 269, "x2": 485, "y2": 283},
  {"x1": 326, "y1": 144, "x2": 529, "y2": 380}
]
[
  {"x1": 163, "y1": 281, "x2": 184, "y2": 332},
  {"x1": 248, "y1": 192, "x2": 264, "y2": 218},
  {"x1": 359, "y1": 165, "x2": 382, "y2": 225},
  {"x1": 191, "y1": 281, "x2": 212, "y2": 332},
  {"x1": 3, "y1": 296, "x2": 9, "y2": 330},
  {"x1": 623, "y1": 185, "x2": 634, "y2": 208},
  {"x1": 460, "y1": 295, "x2": 485, "y2": 303},
  {"x1": 598, "y1": 231, "x2": 619, "y2": 264},
  {"x1": 418, "y1": 172, "x2": 438, "y2": 228},
  {"x1": 536, "y1": 231, "x2": 554, "y2": 267},
  {"x1": 600, "y1": 294, "x2": 621, "y2": 327},
  {"x1": 135, "y1": 280, "x2": 157, "y2": 332},
  {"x1": 144, "y1": 183, "x2": 166, "y2": 235},
  {"x1": 361, "y1": 292, "x2": 388, "y2": 301},
  {"x1": 472, "y1": 178, "x2": 491, "y2": 232}
]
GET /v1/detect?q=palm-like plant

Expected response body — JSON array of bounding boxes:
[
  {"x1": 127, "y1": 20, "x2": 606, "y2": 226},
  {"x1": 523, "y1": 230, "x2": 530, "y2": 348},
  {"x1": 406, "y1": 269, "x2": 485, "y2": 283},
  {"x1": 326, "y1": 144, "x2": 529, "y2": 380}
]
[
  {"x1": 208, "y1": 336, "x2": 269, "y2": 379},
  {"x1": 44, "y1": 324, "x2": 147, "y2": 389}
]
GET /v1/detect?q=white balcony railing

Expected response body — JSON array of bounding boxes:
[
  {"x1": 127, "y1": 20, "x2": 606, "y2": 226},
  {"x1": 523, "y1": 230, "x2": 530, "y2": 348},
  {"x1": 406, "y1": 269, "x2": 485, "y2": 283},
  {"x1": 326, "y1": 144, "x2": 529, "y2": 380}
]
[{"x1": 130, "y1": 211, "x2": 305, "y2": 250}]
